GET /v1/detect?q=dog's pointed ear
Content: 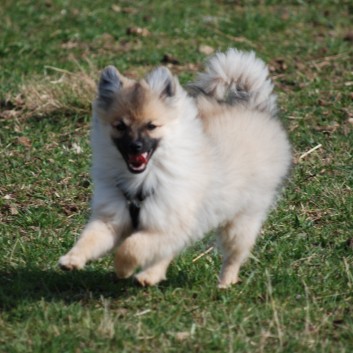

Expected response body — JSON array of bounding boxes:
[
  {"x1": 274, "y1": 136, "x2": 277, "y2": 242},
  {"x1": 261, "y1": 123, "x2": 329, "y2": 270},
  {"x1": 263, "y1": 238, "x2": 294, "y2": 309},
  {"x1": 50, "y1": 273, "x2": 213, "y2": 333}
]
[
  {"x1": 145, "y1": 67, "x2": 178, "y2": 99},
  {"x1": 97, "y1": 65, "x2": 121, "y2": 107}
]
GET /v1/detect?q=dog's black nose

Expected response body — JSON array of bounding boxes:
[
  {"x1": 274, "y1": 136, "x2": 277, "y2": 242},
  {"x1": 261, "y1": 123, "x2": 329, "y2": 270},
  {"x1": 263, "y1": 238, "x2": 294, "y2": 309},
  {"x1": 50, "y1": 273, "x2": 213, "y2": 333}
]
[{"x1": 130, "y1": 140, "x2": 143, "y2": 153}]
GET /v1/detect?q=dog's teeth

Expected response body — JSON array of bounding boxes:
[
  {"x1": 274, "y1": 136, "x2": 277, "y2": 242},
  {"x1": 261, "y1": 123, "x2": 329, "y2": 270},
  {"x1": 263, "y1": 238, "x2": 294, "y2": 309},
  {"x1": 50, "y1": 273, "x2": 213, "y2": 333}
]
[{"x1": 129, "y1": 163, "x2": 146, "y2": 171}]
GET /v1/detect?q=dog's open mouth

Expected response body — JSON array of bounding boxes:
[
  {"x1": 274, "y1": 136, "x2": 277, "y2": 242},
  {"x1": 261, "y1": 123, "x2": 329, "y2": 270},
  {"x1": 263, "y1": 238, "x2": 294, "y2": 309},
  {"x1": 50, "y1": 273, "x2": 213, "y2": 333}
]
[
  {"x1": 127, "y1": 151, "x2": 152, "y2": 173},
  {"x1": 112, "y1": 135, "x2": 160, "y2": 174}
]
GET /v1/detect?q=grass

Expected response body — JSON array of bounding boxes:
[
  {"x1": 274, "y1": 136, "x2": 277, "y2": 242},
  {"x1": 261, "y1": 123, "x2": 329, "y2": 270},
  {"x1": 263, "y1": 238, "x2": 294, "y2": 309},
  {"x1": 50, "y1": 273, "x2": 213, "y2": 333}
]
[{"x1": 1, "y1": 0, "x2": 353, "y2": 352}]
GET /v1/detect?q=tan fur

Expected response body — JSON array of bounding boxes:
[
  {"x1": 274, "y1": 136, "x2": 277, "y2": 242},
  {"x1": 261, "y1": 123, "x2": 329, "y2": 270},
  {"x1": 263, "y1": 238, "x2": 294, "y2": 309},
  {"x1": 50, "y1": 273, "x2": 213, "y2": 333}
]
[{"x1": 135, "y1": 257, "x2": 173, "y2": 286}]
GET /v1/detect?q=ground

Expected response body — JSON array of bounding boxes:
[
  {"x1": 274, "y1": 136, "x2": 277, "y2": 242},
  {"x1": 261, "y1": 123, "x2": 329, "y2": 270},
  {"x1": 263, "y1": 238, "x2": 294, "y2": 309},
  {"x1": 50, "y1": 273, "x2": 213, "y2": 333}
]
[{"x1": 0, "y1": 1, "x2": 352, "y2": 352}]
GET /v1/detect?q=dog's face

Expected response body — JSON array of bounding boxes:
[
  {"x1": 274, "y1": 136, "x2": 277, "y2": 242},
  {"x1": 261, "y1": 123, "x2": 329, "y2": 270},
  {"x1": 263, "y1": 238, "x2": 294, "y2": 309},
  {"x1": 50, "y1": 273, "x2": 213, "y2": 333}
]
[{"x1": 94, "y1": 66, "x2": 179, "y2": 173}]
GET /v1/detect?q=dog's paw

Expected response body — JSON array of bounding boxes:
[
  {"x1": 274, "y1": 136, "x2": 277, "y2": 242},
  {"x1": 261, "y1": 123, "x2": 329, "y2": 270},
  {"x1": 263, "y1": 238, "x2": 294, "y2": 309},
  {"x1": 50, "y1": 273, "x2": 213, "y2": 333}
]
[
  {"x1": 218, "y1": 271, "x2": 240, "y2": 289},
  {"x1": 134, "y1": 269, "x2": 167, "y2": 287},
  {"x1": 58, "y1": 253, "x2": 86, "y2": 271},
  {"x1": 217, "y1": 279, "x2": 239, "y2": 289},
  {"x1": 114, "y1": 251, "x2": 138, "y2": 279},
  {"x1": 218, "y1": 274, "x2": 242, "y2": 289},
  {"x1": 115, "y1": 262, "x2": 136, "y2": 279},
  {"x1": 217, "y1": 261, "x2": 242, "y2": 289}
]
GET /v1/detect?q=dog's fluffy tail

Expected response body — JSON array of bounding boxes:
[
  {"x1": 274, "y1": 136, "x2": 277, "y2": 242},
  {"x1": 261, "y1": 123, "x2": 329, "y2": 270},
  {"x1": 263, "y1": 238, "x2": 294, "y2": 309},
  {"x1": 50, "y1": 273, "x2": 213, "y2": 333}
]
[{"x1": 189, "y1": 48, "x2": 277, "y2": 116}]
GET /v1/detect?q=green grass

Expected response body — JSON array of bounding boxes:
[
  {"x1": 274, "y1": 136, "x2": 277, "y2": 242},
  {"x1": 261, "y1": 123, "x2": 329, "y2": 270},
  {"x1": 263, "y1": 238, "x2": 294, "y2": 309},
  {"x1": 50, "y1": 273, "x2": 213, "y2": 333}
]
[{"x1": 1, "y1": 0, "x2": 353, "y2": 352}]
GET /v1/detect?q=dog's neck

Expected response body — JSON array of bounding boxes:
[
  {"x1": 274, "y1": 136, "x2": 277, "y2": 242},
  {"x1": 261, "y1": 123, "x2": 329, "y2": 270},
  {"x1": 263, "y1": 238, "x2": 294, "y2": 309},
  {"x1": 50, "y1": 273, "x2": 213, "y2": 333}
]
[{"x1": 118, "y1": 185, "x2": 153, "y2": 230}]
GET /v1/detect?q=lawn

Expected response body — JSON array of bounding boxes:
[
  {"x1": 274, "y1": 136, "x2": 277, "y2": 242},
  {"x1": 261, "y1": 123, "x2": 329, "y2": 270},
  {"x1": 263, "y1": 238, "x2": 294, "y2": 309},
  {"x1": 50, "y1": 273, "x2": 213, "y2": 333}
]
[{"x1": 0, "y1": 0, "x2": 353, "y2": 352}]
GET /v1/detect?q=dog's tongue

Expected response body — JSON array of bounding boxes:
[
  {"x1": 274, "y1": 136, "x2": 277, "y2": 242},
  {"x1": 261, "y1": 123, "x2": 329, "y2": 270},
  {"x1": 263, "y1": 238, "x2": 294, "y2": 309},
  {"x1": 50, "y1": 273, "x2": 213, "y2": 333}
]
[{"x1": 128, "y1": 153, "x2": 147, "y2": 167}]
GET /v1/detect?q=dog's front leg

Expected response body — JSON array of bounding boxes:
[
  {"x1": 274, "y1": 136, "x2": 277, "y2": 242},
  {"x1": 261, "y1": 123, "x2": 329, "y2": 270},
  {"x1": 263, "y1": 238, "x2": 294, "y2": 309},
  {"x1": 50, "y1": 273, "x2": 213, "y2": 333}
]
[
  {"x1": 59, "y1": 219, "x2": 119, "y2": 270},
  {"x1": 114, "y1": 231, "x2": 177, "y2": 282}
]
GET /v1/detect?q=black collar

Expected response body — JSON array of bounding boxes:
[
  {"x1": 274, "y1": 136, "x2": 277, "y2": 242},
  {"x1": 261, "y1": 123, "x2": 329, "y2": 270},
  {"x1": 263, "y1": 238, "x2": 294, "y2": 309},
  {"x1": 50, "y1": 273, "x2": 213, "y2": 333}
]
[{"x1": 118, "y1": 186, "x2": 152, "y2": 230}]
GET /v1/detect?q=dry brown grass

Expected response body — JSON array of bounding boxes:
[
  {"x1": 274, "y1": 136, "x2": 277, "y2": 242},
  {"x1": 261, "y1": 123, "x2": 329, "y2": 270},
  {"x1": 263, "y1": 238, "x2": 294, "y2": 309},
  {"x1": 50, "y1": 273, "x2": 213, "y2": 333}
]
[
  {"x1": 1, "y1": 62, "x2": 200, "y2": 121},
  {"x1": 2, "y1": 65, "x2": 97, "y2": 120}
]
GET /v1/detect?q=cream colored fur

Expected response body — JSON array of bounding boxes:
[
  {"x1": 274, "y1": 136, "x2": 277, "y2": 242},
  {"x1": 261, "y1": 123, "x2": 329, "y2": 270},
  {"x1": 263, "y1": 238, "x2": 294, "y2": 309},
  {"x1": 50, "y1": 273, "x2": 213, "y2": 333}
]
[{"x1": 59, "y1": 49, "x2": 291, "y2": 288}]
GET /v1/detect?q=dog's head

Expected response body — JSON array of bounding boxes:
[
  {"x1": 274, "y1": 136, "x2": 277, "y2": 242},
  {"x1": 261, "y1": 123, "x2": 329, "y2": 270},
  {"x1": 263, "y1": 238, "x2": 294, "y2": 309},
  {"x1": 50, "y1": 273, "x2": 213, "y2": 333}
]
[{"x1": 94, "y1": 66, "x2": 180, "y2": 174}]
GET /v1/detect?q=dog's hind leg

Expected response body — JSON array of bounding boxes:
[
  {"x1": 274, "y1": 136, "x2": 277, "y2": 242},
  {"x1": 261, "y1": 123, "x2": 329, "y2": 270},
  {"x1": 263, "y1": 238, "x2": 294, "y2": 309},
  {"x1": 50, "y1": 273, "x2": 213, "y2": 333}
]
[
  {"x1": 59, "y1": 219, "x2": 119, "y2": 270},
  {"x1": 217, "y1": 211, "x2": 265, "y2": 288},
  {"x1": 134, "y1": 256, "x2": 173, "y2": 286}
]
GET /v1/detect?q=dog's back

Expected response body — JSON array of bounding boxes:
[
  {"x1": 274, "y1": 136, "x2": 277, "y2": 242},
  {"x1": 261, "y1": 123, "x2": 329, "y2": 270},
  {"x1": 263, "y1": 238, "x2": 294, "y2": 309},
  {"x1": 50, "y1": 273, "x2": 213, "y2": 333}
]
[{"x1": 189, "y1": 49, "x2": 291, "y2": 196}]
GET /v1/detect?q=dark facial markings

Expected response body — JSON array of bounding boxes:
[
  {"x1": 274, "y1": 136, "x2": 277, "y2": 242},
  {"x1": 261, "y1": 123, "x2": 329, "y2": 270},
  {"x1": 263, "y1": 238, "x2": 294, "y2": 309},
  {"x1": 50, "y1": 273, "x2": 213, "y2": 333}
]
[
  {"x1": 146, "y1": 122, "x2": 157, "y2": 131},
  {"x1": 112, "y1": 120, "x2": 159, "y2": 133},
  {"x1": 114, "y1": 120, "x2": 128, "y2": 132},
  {"x1": 111, "y1": 124, "x2": 161, "y2": 173}
]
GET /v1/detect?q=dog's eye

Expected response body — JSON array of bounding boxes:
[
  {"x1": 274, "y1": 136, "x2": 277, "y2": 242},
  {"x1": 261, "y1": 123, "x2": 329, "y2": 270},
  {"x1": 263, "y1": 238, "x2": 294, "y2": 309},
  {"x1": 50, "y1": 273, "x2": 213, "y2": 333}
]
[
  {"x1": 114, "y1": 121, "x2": 127, "y2": 132},
  {"x1": 146, "y1": 122, "x2": 157, "y2": 131}
]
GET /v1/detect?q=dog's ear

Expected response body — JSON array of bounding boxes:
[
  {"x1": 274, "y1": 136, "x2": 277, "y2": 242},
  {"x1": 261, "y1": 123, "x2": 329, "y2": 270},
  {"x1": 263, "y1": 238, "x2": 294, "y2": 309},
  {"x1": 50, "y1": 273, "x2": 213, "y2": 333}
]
[
  {"x1": 145, "y1": 67, "x2": 177, "y2": 99},
  {"x1": 97, "y1": 65, "x2": 121, "y2": 107}
]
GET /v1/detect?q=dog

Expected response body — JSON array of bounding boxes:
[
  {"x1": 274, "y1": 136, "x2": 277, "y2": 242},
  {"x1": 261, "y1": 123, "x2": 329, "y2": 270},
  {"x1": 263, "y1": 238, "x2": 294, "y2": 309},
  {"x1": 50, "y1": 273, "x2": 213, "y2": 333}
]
[{"x1": 59, "y1": 48, "x2": 291, "y2": 288}]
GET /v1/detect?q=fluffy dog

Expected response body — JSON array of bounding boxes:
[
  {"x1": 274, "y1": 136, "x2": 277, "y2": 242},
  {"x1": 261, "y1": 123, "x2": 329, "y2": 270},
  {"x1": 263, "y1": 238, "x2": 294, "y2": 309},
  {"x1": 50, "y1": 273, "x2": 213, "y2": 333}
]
[{"x1": 59, "y1": 49, "x2": 291, "y2": 288}]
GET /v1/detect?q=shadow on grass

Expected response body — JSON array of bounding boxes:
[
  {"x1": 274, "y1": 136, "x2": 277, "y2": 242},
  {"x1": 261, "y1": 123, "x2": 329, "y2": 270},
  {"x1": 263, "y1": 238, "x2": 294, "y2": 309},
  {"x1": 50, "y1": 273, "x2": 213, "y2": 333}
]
[
  {"x1": 0, "y1": 266, "x2": 194, "y2": 310},
  {"x1": 0, "y1": 267, "x2": 140, "y2": 310}
]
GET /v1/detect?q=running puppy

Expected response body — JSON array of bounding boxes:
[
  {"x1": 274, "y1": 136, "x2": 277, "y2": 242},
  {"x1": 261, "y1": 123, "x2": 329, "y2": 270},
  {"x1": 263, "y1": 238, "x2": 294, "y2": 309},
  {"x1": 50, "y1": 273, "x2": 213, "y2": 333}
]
[{"x1": 59, "y1": 49, "x2": 291, "y2": 288}]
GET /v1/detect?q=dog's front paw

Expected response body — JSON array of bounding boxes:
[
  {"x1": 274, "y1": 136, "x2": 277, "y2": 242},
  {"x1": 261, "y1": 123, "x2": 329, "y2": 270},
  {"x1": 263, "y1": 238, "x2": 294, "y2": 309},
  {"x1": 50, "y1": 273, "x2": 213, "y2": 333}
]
[
  {"x1": 135, "y1": 269, "x2": 167, "y2": 287},
  {"x1": 58, "y1": 253, "x2": 86, "y2": 271},
  {"x1": 114, "y1": 240, "x2": 139, "y2": 279},
  {"x1": 114, "y1": 253, "x2": 137, "y2": 279}
]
